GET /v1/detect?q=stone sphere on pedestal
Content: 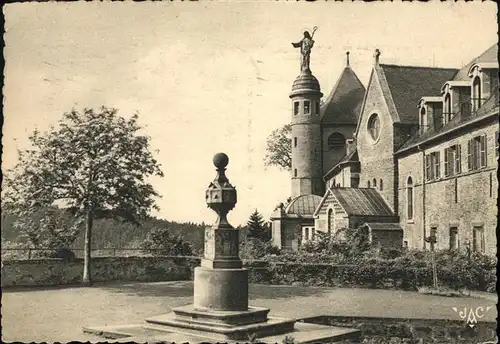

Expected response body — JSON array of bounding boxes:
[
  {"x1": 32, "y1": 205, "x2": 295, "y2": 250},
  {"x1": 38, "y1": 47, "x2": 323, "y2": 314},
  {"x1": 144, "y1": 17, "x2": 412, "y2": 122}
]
[{"x1": 213, "y1": 152, "x2": 229, "y2": 169}]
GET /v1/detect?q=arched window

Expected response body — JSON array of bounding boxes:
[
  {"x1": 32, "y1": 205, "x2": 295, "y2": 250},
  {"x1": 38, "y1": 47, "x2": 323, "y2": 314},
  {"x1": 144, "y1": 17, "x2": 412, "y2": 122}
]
[
  {"x1": 367, "y1": 180, "x2": 371, "y2": 188},
  {"x1": 380, "y1": 179, "x2": 383, "y2": 191},
  {"x1": 327, "y1": 132, "x2": 346, "y2": 151},
  {"x1": 327, "y1": 208, "x2": 333, "y2": 233},
  {"x1": 407, "y1": 177, "x2": 414, "y2": 220},
  {"x1": 332, "y1": 178, "x2": 336, "y2": 188},
  {"x1": 444, "y1": 94, "x2": 451, "y2": 123},
  {"x1": 367, "y1": 114, "x2": 381, "y2": 141},
  {"x1": 373, "y1": 178, "x2": 377, "y2": 188},
  {"x1": 472, "y1": 76, "x2": 481, "y2": 111},
  {"x1": 420, "y1": 107, "x2": 427, "y2": 134}
]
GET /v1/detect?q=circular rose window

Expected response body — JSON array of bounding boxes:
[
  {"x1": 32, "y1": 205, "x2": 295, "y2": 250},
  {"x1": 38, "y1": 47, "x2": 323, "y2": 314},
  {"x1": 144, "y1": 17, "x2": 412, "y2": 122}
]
[{"x1": 367, "y1": 114, "x2": 381, "y2": 141}]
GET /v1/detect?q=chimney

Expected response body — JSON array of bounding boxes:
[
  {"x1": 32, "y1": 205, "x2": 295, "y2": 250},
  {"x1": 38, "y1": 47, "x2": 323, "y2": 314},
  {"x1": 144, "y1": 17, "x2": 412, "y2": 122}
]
[
  {"x1": 374, "y1": 49, "x2": 381, "y2": 66},
  {"x1": 346, "y1": 138, "x2": 356, "y2": 155}
]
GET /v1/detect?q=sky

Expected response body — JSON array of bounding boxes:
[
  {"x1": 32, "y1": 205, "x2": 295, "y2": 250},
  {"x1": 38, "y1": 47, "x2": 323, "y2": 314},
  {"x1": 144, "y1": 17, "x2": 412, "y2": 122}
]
[{"x1": 3, "y1": 1, "x2": 498, "y2": 226}]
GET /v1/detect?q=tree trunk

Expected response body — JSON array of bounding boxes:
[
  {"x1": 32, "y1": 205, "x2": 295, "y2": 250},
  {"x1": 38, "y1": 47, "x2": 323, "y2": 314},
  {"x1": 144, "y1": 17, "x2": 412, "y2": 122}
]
[{"x1": 82, "y1": 208, "x2": 93, "y2": 286}]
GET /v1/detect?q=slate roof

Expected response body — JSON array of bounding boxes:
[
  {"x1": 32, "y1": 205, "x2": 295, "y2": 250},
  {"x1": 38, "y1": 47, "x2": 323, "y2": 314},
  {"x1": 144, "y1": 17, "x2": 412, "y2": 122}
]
[
  {"x1": 364, "y1": 222, "x2": 403, "y2": 232},
  {"x1": 452, "y1": 44, "x2": 498, "y2": 81},
  {"x1": 323, "y1": 149, "x2": 359, "y2": 181},
  {"x1": 380, "y1": 64, "x2": 458, "y2": 124},
  {"x1": 321, "y1": 67, "x2": 365, "y2": 125},
  {"x1": 286, "y1": 194, "x2": 323, "y2": 216},
  {"x1": 330, "y1": 188, "x2": 394, "y2": 216},
  {"x1": 397, "y1": 87, "x2": 499, "y2": 153}
]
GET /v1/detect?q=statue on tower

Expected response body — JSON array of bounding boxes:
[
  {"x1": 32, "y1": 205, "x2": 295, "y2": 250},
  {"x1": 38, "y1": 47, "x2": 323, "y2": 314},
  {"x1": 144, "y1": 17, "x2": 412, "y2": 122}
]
[{"x1": 292, "y1": 26, "x2": 318, "y2": 73}]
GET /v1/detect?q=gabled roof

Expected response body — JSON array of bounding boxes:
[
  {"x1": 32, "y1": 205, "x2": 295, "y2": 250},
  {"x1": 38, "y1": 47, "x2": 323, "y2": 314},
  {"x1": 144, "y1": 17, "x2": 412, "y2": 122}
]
[
  {"x1": 323, "y1": 149, "x2": 359, "y2": 181},
  {"x1": 314, "y1": 187, "x2": 394, "y2": 217},
  {"x1": 321, "y1": 66, "x2": 365, "y2": 125},
  {"x1": 452, "y1": 44, "x2": 498, "y2": 81},
  {"x1": 379, "y1": 64, "x2": 459, "y2": 124}
]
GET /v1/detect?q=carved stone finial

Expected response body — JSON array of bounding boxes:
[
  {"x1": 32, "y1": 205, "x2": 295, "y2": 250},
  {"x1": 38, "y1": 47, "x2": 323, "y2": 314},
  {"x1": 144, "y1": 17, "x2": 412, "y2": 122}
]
[
  {"x1": 206, "y1": 153, "x2": 237, "y2": 229},
  {"x1": 374, "y1": 49, "x2": 381, "y2": 65},
  {"x1": 346, "y1": 51, "x2": 350, "y2": 67}
]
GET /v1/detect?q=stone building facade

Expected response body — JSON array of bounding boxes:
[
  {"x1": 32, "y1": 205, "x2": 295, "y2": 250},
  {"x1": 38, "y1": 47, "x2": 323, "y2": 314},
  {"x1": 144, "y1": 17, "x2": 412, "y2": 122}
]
[{"x1": 271, "y1": 44, "x2": 498, "y2": 256}]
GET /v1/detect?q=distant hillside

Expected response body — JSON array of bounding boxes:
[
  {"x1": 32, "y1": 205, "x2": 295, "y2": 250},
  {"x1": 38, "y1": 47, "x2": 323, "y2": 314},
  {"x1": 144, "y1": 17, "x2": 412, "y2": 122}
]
[{"x1": 1, "y1": 213, "x2": 210, "y2": 254}]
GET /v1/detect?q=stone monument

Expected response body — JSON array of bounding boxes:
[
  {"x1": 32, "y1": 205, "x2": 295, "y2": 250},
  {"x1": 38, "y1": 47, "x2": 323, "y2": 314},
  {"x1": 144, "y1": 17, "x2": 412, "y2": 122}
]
[{"x1": 84, "y1": 159, "x2": 361, "y2": 342}]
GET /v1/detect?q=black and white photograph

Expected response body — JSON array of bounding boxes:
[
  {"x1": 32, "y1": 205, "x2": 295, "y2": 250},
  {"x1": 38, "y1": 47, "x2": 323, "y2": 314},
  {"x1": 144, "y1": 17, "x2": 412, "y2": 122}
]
[{"x1": 1, "y1": 1, "x2": 498, "y2": 343}]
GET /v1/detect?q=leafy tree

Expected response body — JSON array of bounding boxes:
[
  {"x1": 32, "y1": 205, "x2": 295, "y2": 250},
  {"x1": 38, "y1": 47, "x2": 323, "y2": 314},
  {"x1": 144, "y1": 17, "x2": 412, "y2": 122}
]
[
  {"x1": 246, "y1": 209, "x2": 271, "y2": 242},
  {"x1": 264, "y1": 124, "x2": 291, "y2": 171},
  {"x1": 141, "y1": 227, "x2": 194, "y2": 256},
  {"x1": 13, "y1": 207, "x2": 82, "y2": 259},
  {"x1": 3, "y1": 107, "x2": 163, "y2": 285}
]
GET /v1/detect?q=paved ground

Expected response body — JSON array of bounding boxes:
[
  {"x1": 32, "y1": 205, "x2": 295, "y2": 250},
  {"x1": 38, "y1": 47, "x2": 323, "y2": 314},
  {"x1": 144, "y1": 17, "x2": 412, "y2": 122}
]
[{"x1": 2, "y1": 281, "x2": 497, "y2": 342}]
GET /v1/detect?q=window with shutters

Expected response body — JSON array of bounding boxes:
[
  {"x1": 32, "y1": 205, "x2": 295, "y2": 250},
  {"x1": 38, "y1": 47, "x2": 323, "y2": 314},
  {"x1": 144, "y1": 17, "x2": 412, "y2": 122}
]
[
  {"x1": 425, "y1": 152, "x2": 441, "y2": 181},
  {"x1": 472, "y1": 226, "x2": 485, "y2": 253},
  {"x1": 468, "y1": 135, "x2": 487, "y2": 171},
  {"x1": 444, "y1": 145, "x2": 461, "y2": 177}
]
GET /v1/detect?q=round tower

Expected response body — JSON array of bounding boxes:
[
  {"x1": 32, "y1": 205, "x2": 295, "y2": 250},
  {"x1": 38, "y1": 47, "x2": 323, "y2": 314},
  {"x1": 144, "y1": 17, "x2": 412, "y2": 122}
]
[{"x1": 290, "y1": 71, "x2": 323, "y2": 197}]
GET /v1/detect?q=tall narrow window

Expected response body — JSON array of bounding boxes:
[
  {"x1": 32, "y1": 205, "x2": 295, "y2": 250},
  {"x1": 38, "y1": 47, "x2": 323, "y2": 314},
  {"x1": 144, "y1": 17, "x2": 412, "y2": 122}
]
[
  {"x1": 379, "y1": 179, "x2": 383, "y2": 191},
  {"x1": 316, "y1": 101, "x2": 320, "y2": 115},
  {"x1": 294, "y1": 169, "x2": 297, "y2": 177},
  {"x1": 430, "y1": 227, "x2": 437, "y2": 251},
  {"x1": 449, "y1": 227, "x2": 458, "y2": 250},
  {"x1": 293, "y1": 101, "x2": 299, "y2": 116},
  {"x1": 420, "y1": 106, "x2": 427, "y2": 134},
  {"x1": 469, "y1": 135, "x2": 487, "y2": 170},
  {"x1": 304, "y1": 101, "x2": 311, "y2": 115},
  {"x1": 472, "y1": 76, "x2": 481, "y2": 111},
  {"x1": 454, "y1": 178, "x2": 458, "y2": 203},
  {"x1": 472, "y1": 226, "x2": 485, "y2": 253},
  {"x1": 294, "y1": 137, "x2": 297, "y2": 148},
  {"x1": 445, "y1": 145, "x2": 461, "y2": 177},
  {"x1": 327, "y1": 208, "x2": 333, "y2": 233},
  {"x1": 373, "y1": 178, "x2": 377, "y2": 188},
  {"x1": 489, "y1": 173, "x2": 493, "y2": 198},
  {"x1": 407, "y1": 177, "x2": 414, "y2": 221},
  {"x1": 444, "y1": 94, "x2": 451, "y2": 124},
  {"x1": 367, "y1": 180, "x2": 371, "y2": 188},
  {"x1": 479, "y1": 135, "x2": 487, "y2": 168}
]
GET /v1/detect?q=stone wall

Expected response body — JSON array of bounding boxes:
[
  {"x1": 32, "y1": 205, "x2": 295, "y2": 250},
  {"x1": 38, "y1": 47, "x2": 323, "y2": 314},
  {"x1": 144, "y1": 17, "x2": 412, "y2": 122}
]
[
  {"x1": 1, "y1": 256, "x2": 200, "y2": 287},
  {"x1": 397, "y1": 118, "x2": 498, "y2": 254},
  {"x1": 304, "y1": 315, "x2": 497, "y2": 344},
  {"x1": 356, "y1": 68, "x2": 397, "y2": 212}
]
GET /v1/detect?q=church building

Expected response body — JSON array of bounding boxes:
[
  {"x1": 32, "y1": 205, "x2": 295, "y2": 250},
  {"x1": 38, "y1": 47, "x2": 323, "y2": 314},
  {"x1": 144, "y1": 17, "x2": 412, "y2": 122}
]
[{"x1": 271, "y1": 43, "x2": 498, "y2": 256}]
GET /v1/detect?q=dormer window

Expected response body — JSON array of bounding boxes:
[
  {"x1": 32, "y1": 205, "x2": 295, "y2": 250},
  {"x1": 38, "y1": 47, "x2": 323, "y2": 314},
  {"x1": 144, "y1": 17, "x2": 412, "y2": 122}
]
[{"x1": 472, "y1": 76, "x2": 482, "y2": 111}]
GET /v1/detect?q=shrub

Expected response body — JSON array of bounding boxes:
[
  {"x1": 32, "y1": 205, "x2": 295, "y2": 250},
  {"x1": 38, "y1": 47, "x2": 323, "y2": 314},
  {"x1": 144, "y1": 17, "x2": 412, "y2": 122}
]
[
  {"x1": 240, "y1": 237, "x2": 280, "y2": 260},
  {"x1": 141, "y1": 227, "x2": 194, "y2": 256}
]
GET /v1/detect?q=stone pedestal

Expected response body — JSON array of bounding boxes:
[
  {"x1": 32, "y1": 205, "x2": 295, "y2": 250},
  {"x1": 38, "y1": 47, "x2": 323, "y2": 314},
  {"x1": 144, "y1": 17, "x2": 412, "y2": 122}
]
[{"x1": 83, "y1": 153, "x2": 360, "y2": 343}]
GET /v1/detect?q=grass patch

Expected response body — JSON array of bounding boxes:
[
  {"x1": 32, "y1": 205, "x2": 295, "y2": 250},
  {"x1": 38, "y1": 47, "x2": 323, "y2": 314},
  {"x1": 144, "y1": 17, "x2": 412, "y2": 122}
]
[{"x1": 417, "y1": 286, "x2": 466, "y2": 297}]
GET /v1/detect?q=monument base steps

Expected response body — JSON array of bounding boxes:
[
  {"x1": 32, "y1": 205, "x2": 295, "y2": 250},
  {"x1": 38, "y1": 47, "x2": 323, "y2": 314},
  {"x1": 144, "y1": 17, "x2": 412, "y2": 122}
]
[{"x1": 83, "y1": 321, "x2": 361, "y2": 343}]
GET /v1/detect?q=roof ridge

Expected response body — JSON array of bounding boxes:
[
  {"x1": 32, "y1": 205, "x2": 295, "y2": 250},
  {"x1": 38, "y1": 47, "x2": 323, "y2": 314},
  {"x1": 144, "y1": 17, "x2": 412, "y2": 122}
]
[{"x1": 380, "y1": 63, "x2": 459, "y2": 71}]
